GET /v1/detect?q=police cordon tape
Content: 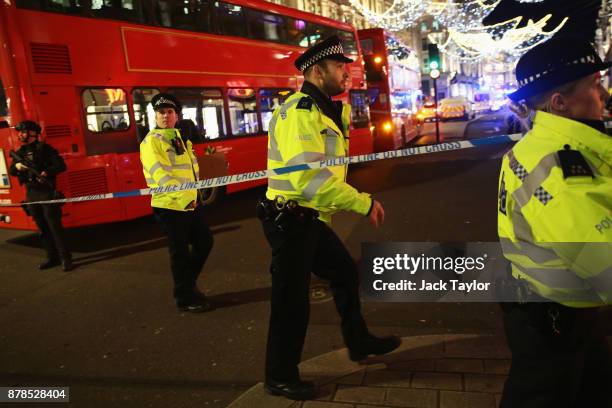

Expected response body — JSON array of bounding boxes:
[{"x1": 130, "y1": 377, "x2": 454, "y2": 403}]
[{"x1": 2, "y1": 133, "x2": 522, "y2": 207}]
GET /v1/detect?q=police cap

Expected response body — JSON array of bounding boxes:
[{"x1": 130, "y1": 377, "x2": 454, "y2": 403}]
[
  {"x1": 509, "y1": 37, "x2": 612, "y2": 102},
  {"x1": 15, "y1": 120, "x2": 42, "y2": 134},
  {"x1": 151, "y1": 93, "x2": 182, "y2": 112},
  {"x1": 295, "y1": 35, "x2": 354, "y2": 72}
]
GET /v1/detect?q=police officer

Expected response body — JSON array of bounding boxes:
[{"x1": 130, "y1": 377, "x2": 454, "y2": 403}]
[
  {"x1": 497, "y1": 37, "x2": 612, "y2": 407},
  {"x1": 140, "y1": 94, "x2": 214, "y2": 313},
  {"x1": 9, "y1": 120, "x2": 73, "y2": 271},
  {"x1": 257, "y1": 35, "x2": 400, "y2": 400}
]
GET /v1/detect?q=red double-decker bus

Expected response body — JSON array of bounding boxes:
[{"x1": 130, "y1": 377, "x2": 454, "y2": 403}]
[
  {"x1": 0, "y1": 0, "x2": 372, "y2": 230},
  {"x1": 358, "y1": 28, "x2": 421, "y2": 152}
]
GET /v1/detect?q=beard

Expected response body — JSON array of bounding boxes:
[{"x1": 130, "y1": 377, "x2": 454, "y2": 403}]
[{"x1": 322, "y1": 77, "x2": 346, "y2": 97}]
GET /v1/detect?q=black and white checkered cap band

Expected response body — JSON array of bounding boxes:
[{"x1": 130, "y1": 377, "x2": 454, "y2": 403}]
[
  {"x1": 517, "y1": 55, "x2": 597, "y2": 87},
  {"x1": 154, "y1": 97, "x2": 177, "y2": 108},
  {"x1": 298, "y1": 44, "x2": 345, "y2": 71}
]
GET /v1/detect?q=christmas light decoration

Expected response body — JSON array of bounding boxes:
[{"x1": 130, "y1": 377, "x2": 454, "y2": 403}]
[
  {"x1": 385, "y1": 34, "x2": 420, "y2": 70},
  {"x1": 346, "y1": 0, "x2": 428, "y2": 31},
  {"x1": 432, "y1": 14, "x2": 569, "y2": 62},
  {"x1": 428, "y1": 0, "x2": 501, "y2": 32}
]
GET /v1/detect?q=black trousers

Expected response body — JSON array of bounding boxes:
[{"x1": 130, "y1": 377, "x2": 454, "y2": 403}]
[
  {"x1": 28, "y1": 203, "x2": 70, "y2": 261},
  {"x1": 500, "y1": 303, "x2": 612, "y2": 408},
  {"x1": 153, "y1": 206, "x2": 214, "y2": 307},
  {"x1": 261, "y1": 216, "x2": 368, "y2": 382}
]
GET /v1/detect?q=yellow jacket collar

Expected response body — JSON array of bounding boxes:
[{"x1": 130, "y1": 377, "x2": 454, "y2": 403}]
[{"x1": 532, "y1": 111, "x2": 612, "y2": 161}]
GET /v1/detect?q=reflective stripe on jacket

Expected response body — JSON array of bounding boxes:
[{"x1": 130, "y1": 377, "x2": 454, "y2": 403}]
[
  {"x1": 497, "y1": 111, "x2": 612, "y2": 307},
  {"x1": 140, "y1": 128, "x2": 199, "y2": 211},
  {"x1": 265, "y1": 91, "x2": 371, "y2": 223}
]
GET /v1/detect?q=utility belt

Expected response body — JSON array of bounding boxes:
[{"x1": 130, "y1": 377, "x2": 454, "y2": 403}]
[{"x1": 256, "y1": 196, "x2": 319, "y2": 231}]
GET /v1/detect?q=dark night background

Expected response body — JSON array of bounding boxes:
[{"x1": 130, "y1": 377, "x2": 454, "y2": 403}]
[{"x1": 484, "y1": 0, "x2": 604, "y2": 41}]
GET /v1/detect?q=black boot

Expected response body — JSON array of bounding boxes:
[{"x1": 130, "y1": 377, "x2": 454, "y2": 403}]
[
  {"x1": 39, "y1": 258, "x2": 61, "y2": 270},
  {"x1": 264, "y1": 378, "x2": 315, "y2": 400},
  {"x1": 348, "y1": 334, "x2": 402, "y2": 361},
  {"x1": 62, "y1": 258, "x2": 74, "y2": 272}
]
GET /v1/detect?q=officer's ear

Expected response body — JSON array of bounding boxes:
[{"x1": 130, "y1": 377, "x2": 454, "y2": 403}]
[{"x1": 549, "y1": 93, "x2": 567, "y2": 112}]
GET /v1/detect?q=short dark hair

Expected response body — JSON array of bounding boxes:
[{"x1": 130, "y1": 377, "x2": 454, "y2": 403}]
[{"x1": 304, "y1": 60, "x2": 330, "y2": 78}]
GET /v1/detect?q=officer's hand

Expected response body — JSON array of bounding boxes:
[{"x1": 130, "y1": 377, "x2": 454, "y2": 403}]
[
  {"x1": 368, "y1": 200, "x2": 385, "y2": 228},
  {"x1": 15, "y1": 163, "x2": 28, "y2": 171},
  {"x1": 185, "y1": 201, "x2": 197, "y2": 209},
  {"x1": 40, "y1": 171, "x2": 48, "y2": 177}
]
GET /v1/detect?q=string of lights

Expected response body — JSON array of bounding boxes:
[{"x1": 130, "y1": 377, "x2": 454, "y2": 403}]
[
  {"x1": 346, "y1": 0, "x2": 428, "y2": 31},
  {"x1": 433, "y1": 15, "x2": 569, "y2": 62},
  {"x1": 428, "y1": 0, "x2": 502, "y2": 32}
]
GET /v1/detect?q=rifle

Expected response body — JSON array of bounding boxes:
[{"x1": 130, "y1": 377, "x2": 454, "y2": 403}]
[{"x1": 9, "y1": 150, "x2": 53, "y2": 188}]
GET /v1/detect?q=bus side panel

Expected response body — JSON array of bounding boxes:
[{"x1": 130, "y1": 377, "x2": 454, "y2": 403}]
[
  {"x1": 122, "y1": 28, "x2": 297, "y2": 80},
  {"x1": 31, "y1": 86, "x2": 84, "y2": 155},
  {"x1": 58, "y1": 155, "x2": 124, "y2": 228},
  {"x1": 114, "y1": 151, "x2": 152, "y2": 220}
]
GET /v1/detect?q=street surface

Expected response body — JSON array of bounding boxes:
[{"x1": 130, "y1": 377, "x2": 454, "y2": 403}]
[{"x1": 1, "y1": 113, "x2": 609, "y2": 407}]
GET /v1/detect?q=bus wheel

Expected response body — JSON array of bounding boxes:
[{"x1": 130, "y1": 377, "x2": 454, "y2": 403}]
[{"x1": 200, "y1": 186, "x2": 225, "y2": 206}]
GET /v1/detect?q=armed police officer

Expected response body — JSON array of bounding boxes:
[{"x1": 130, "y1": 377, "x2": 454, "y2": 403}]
[
  {"x1": 257, "y1": 36, "x2": 401, "y2": 401},
  {"x1": 9, "y1": 120, "x2": 73, "y2": 271},
  {"x1": 140, "y1": 93, "x2": 214, "y2": 313},
  {"x1": 498, "y1": 37, "x2": 612, "y2": 407}
]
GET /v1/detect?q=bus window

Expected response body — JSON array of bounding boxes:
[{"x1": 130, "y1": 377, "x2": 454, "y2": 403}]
[
  {"x1": 359, "y1": 38, "x2": 374, "y2": 56},
  {"x1": 132, "y1": 88, "x2": 159, "y2": 142},
  {"x1": 259, "y1": 89, "x2": 293, "y2": 132},
  {"x1": 169, "y1": 0, "x2": 213, "y2": 32},
  {"x1": 169, "y1": 88, "x2": 226, "y2": 140},
  {"x1": 247, "y1": 9, "x2": 285, "y2": 43},
  {"x1": 286, "y1": 18, "x2": 309, "y2": 47},
  {"x1": 228, "y1": 88, "x2": 258, "y2": 136},
  {"x1": 306, "y1": 23, "x2": 335, "y2": 46},
  {"x1": 337, "y1": 30, "x2": 358, "y2": 56},
  {"x1": 363, "y1": 55, "x2": 384, "y2": 82},
  {"x1": 82, "y1": 88, "x2": 131, "y2": 133},
  {"x1": 0, "y1": 78, "x2": 8, "y2": 118},
  {"x1": 214, "y1": 1, "x2": 247, "y2": 37},
  {"x1": 350, "y1": 90, "x2": 370, "y2": 129}
]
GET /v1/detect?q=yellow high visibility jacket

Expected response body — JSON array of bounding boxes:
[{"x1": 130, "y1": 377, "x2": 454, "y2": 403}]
[
  {"x1": 140, "y1": 128, "x2": 199, "y2": 211},
  {"x1": 265, "y1": 89, "x2": 372, "y2": 223},
  {"x1": 497, "y1": 111, "x2": 612, "y2": 307}
]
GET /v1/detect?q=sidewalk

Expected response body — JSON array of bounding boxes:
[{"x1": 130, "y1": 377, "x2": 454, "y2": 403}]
[{"x1": 228, "y1": 334, "x2": 512, "y2": 408}]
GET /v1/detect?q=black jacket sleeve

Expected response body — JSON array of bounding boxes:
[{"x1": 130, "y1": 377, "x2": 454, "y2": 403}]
[
  {"x1": 42, "y1": 144, "x2": 66, "y2": 176},
  {"x1": 8, "y1": 146, "x2": 24, "y2": 177}
]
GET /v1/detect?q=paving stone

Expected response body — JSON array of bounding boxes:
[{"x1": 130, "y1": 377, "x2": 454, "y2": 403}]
[
  {"x1": 337, "y1": 370, "x2": 366, "y2": 385},
  {"x1": 303, "y1": 401, "x2": 354, "y2": 408},
  {"x1": 363, "y1": 369, "x2": 412, "y2": 388},
  {"x1": 436, "y1": 358, "x2": 483, "y2": 373},
  {"x1": 315, "y1": 383, "x2": 337, "y2": 401},
  {"x1": 440, "y1": 391, "x2": 496, "y2": 408},
  {"x1": 411, "y1": 372, "x2": 462, "y2": 391},
  {"x1": 444, "y1": 336, "x2": 510, "y2": 359},
  {"x1": 495, "y1": 394, "x2": 502, "y2": 408},
  {"x1": 464, "y1": 374, "x2": 506, "y2": 393},
  {"x1": 386, "y1": 359, "x2": 436, "y2": 372},
  {"x1": 334, "y1": 385, "x2": 386, "y2": 405},
  {"x1": 227, "y1": 383, "x2": 295, "y2": 408},
  {"x1": 484, "y1": 359, "x2": 511, "y2": 375},
  {"x1": 355, "y1": 405, "x2": 388, "y2": 408},
  {"x1": 386, "y1": 388, "x2": 438, "y2": 408}
]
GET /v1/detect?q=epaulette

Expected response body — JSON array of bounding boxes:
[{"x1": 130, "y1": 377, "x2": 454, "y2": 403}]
[
  {"x1": 296, "y1": 97, "x2": 313, "y2": 111},
  {"x1": 557, "y1": 144, "x2": 594, "y2": 179}
]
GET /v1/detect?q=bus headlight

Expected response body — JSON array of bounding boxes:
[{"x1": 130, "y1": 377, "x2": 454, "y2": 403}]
[{"x1": 382, "y1": 121, "x2": 393, "y2": 132}]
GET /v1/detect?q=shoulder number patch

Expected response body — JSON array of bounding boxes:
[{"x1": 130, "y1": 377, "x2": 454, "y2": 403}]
[
  {"x1": 296, "y1": 97, "x2": 313, "y2": 111},
  {"x1": 557, "y1": 145, "x2": 594, "y2": 179}
]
